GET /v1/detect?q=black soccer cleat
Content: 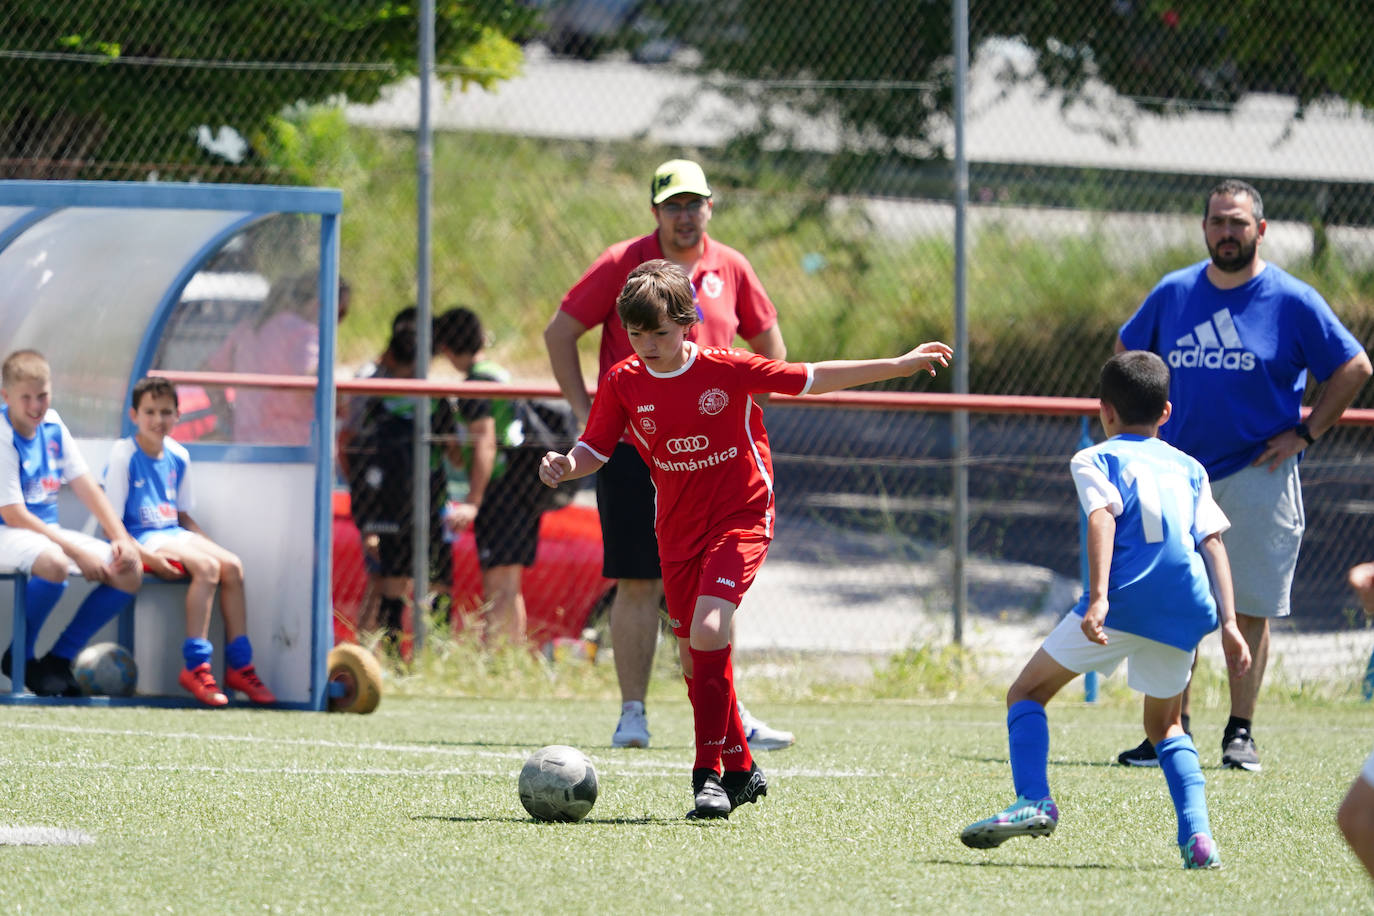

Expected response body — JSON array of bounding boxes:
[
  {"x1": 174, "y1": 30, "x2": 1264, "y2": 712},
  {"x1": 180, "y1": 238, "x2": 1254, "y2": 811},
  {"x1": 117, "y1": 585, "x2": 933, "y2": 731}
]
[
  {"x1": 685, "y1": 768, "x2": 731, "y2": 820},
  {"x1": 29, "y1": 652, "x2": 80, "y2": 697},
  {"x1": 721, "y1": 761, "x2": 767, "y2": 811}
]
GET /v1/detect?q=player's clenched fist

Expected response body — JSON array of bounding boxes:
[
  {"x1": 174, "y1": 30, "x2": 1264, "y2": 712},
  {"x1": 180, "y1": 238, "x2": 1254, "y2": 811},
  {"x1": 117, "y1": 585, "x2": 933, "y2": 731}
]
[{"x1": 539, "y1": 451, "x2": 574, "y2": 488}]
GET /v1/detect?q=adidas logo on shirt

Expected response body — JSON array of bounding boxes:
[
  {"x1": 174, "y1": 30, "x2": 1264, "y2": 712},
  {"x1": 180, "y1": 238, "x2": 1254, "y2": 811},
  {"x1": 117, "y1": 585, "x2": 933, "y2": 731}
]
[{"x1": 1166, "y1": 308, "x2": 1256, "y2": 371}]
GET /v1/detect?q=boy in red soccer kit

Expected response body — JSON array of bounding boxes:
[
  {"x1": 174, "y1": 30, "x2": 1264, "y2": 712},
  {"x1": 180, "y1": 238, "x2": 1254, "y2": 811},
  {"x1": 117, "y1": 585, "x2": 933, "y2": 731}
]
[{"x1": 539, "y1": 260, "x2": 952, "y2": 818}]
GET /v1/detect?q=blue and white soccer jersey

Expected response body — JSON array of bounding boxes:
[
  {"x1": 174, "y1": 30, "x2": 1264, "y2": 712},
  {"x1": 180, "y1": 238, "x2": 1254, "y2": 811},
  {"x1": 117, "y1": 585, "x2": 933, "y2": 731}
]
[
  {"x1": 1049, "y1": 435, "x2": 1229, "y2": 697},
  {"x1": 0, "y1": 405, "x2": 115, "y2": 573},
  {"x1": 0, "y1": 406, "x2": 90, "y2": 525},
  {"x1": 1119, "y1": 260, "x2": 1364, "y2": 481},
  {"x1": 103, "y1": 436, "x2": 195, "y2": 548}
]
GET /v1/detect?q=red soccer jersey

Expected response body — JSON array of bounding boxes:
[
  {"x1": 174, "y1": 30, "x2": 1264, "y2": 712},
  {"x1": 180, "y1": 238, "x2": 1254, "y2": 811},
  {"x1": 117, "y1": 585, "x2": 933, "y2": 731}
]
[
  {"x1": 559, "y1": 232, "x2": 779, "y2": 378},
  {"x1": 579, "y1": 344, "x2": 814, "y2": 562}
]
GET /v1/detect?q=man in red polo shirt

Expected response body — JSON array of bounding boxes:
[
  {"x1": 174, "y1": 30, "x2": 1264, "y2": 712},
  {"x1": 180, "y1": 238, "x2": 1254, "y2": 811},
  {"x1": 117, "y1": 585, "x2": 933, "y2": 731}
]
[{"x1": 544, "y1": 159, "x2": 794, "y2": 752}]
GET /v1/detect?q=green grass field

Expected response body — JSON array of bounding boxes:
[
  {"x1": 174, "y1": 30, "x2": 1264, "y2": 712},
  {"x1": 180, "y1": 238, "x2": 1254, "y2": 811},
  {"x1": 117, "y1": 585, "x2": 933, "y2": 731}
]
[{"x1": 2, "y1": 686, "x2": 1370, "y2": 914}]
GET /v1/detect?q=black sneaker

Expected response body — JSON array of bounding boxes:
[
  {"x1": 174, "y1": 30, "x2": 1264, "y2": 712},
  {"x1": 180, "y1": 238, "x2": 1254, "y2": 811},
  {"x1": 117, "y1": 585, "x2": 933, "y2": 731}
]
[
  {"x1": 1221, "y1": 728, "x2": 1262, "y2": 772},
  {"x1": 721, "y1": 761, "x2": 768, "y2": 810},
  {"x1": 685, "y1": 768, "x2": 731, "y2": 820},
  {"x1": 29, "y1": 652, "x2": 80, "y2": 697},
  {"x1": 1116, "y1": 738, "x2": 1160, "y2": 767}
]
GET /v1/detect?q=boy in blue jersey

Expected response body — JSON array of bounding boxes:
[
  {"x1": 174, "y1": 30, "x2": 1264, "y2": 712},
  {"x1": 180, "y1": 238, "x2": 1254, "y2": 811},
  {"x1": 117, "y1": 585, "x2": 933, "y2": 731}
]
[
  {"x1": 103, "y1": 377, "x2": 275, "y2": 707},
  {"x1": 0, "y1": 350, "x2": 143, "y2": 697},
  {"x1": 960, "y1": 350, "x2": 1252, "y2": 869}
]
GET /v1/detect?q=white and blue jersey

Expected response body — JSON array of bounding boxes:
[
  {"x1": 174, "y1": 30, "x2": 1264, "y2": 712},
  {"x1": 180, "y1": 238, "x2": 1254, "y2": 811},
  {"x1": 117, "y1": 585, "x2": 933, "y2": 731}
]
[
  {"x1": 0, "y1": 405, "x2": 90, "y2": 525},
  {"x1": 103, "y1": 436, "x2": 194, "y2": 542},
  {"x1": 1069, "y1": 434, "x2": 1230, "y2": 652},
  {"x1": 1120, "y1": 260, "x2": 1364, "y2": 481}
]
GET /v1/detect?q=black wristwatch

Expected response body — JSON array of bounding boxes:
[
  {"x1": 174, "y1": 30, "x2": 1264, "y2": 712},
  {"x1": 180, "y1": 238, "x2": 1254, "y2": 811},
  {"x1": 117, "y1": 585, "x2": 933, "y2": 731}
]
[{"x1": 1295, "y1": 422, "x2": 1316, "y2": 446}]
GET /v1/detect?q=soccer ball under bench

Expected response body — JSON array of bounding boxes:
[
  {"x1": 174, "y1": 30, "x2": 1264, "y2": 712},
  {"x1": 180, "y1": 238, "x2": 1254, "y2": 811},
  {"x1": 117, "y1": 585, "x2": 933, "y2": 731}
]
[
  {"x1": 72, "y1": 642, "x2": 138, "y2": 696},
  {"x1": 518, "y1": 745, "x2": 598, "y2": 822}
]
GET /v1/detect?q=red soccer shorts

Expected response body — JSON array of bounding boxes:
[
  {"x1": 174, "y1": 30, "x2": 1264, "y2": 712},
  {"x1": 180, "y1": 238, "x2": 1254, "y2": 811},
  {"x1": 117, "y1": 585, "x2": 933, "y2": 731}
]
[{"x1": 660, "y1": 529, "x2": 770, "y2": 639}]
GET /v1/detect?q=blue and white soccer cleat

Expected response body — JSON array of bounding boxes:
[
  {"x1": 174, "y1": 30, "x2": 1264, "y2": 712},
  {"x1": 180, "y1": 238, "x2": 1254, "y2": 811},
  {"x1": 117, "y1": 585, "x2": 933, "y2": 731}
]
[
  {"x1": 959, "y1": 796, "x2": 1059, "y2": 849},
  {"x1": 1180, "y1": 832, "x2": 1222, "y2": 869}
]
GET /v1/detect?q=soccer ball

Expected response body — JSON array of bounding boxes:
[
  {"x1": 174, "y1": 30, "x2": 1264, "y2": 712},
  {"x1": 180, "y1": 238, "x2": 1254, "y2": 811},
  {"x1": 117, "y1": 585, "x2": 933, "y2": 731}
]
[
  {"x1": 72, "y1": 642, "x2": 138, "y2": 696},
  {"x1": 518, "y1": 745, "x2": 598, "y2": 822}
]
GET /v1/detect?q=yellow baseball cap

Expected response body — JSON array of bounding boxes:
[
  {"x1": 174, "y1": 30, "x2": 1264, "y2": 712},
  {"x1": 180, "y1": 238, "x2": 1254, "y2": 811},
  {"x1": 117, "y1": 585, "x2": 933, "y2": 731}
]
[{"x1": 651, "y1": 159, "x2": 712, "y2": 205}]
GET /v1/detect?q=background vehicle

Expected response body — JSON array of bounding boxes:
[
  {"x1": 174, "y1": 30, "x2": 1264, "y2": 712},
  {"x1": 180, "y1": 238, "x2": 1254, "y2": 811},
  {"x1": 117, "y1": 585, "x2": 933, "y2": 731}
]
[{"x1": 330, "y1": 488, "x2": 615, "y2": 653}]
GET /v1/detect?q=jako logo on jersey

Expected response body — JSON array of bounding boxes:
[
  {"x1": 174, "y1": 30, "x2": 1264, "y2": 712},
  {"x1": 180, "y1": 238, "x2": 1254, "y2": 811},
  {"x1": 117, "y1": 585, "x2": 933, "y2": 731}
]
[
  {"x1": 653, "y1": 447, "x2": 738, "y2": 473},
  {"x1": 640, "y1": 417, "x2": 657, "y2": 435},
  {"x1": 714, "y1": 576, "x2": 736, "y2": 588},
  {"x1": 699, "y1": 272, "x2": 724, "y2": 298},
  {"x1": 1167, "y1": 308, "x2": 1256, "y2": 371},
  {"x1": 666, "y1": 436, "x2": 709, "y2": 454},
  {"x1": 698, "y1": 388, "x2": 728, "y2": 415},
  {"x1": 636, "y1": 404, "x2": 655, "y2": 412}
]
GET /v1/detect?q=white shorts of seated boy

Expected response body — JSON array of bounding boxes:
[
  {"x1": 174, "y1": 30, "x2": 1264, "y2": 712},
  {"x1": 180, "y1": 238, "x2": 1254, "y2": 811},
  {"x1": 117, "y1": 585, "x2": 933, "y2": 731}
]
[
  {"x1": 137, "y1": 526, "x2": 194, "y2": 553},
  {"x1": 0, "y1": 525, "x2": 116, "y2": 574},
  {"x1": 1042, "y1": 610, "x2": 1196, "y2": 699}
]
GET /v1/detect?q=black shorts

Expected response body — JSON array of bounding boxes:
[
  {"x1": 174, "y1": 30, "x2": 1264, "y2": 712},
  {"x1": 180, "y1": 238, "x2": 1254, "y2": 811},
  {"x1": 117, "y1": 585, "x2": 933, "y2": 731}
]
[
  {"x1": 363, "y1": 512, "x2": 452, "y2": 582},
  {"x1": 474, "y1": 449, "x2": 556, "y2": 569},
  {"x1": 595, "y1": 442, "x2": 661, "y2": 580}
]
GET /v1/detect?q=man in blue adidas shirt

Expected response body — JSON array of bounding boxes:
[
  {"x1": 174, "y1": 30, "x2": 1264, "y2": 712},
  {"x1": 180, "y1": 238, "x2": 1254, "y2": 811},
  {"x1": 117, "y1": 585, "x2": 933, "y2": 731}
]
[{"x1": 1115, "y1": 179, "x2": 1371, "y2": 772}]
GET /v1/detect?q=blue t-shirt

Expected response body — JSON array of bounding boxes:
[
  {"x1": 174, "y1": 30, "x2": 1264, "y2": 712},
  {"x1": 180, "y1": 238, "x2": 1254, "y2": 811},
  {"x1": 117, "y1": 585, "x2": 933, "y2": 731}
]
[
  {"x1": 1069, "y1": 434, "x2": 1230, "y2": 651},
  {"x1": 0, "y1": 406, "x2": 90, "y2": 526},
  {"x1": 102, "y1": 436, "x2": 194, "y2": 540},
  {"x1": 1119, "y1": 260, "x2": 1364, "y2": 480}
]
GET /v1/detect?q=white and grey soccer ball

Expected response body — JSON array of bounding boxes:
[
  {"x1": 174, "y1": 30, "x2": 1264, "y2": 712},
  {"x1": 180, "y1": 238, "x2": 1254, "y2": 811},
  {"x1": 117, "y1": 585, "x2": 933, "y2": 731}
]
[
  {"x1": 518, "y1": 745, "x2": 598, "y2": 822},
  {"x1": 72, "y1": 642, "x2": 138, "y2": 696}
]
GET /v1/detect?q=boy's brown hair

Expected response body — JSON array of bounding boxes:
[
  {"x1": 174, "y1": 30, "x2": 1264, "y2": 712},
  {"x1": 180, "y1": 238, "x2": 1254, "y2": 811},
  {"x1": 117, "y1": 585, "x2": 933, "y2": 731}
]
[
  {"x1": 1099, "y1": 350, "x2": 1170, "y2": 426},
  {"x1": 131, "y1": 375, "x2": 180, "y2": 411},
  {"x1": 617, "y1": 259, "x2": 699, "y2": 331},
  {"x1": 1, "y1": 349, "x2": 50, "y2": 388}
]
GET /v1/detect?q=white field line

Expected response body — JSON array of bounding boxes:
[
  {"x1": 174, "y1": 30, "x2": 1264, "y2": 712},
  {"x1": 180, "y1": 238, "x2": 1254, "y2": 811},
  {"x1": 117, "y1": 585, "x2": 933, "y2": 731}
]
[
  {"x1": 0, "y1": 825, "x2": 94, "y2": 846},
  {"x1": 0, "y1": 721, "x2": 880, "y2": 779}
]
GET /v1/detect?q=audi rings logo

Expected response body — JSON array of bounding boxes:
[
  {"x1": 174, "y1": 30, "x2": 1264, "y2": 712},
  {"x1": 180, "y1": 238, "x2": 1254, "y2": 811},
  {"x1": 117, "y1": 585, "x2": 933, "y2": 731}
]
[{"x1": 666, "y1": 436, "x2": 710, "y2": 454}]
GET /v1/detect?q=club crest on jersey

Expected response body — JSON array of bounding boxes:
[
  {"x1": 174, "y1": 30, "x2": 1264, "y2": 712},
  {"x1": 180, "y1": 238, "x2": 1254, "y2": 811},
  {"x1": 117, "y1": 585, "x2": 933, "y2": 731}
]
[
  {"x1": 698, "y1": 387, "x2": 728, "y2": 415},
  {"x1": 639, "y1": 417, "x2": 657, "y2": 435},
  {"x1": 699, "y1": 271, "x2": 724, "y2": 299}
]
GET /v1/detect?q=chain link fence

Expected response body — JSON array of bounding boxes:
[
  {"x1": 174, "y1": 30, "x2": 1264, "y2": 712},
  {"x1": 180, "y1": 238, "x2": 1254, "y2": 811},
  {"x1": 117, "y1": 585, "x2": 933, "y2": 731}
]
[{"x1": 7, "y1": 1, "x2": 1374, "y2": 683}]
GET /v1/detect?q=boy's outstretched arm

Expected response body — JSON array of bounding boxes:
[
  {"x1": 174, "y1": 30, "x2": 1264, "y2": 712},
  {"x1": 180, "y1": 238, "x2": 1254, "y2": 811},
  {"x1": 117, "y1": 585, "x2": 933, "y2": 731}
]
[
  {"x1": 1200, "y1": 532, "x2": 1251, "y2": 678},
  {"x1": 1079, "y1": 506, "x2": 1114, "y2": 645},
  {"x1": 539, "y1": 443, "x2": 606, "y2": 489},
  {"x1": 68, "y1": 473, "x2": 140, "y2": 575},
  {"x1": 808, "y1": 341, "x2": 952, "y2": 395}
]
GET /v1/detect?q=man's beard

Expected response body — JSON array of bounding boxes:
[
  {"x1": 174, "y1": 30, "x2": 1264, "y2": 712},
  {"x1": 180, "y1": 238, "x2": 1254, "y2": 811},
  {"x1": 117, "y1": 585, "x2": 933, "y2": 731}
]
[{"x1": 1208, "y1": 236, "x2": 1258, "y2": 273}]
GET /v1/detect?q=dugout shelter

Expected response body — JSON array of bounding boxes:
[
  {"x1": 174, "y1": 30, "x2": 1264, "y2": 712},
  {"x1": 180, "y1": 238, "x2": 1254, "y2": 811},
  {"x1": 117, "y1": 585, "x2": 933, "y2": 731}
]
[{"x1": 0, "y1": 180, "x2": 342, "y2": 710}]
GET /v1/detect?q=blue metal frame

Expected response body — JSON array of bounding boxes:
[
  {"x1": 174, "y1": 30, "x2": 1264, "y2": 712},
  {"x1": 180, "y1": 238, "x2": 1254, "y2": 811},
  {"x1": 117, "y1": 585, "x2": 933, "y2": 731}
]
[
  {"x1": 123, "y1": 211, "x2": 266, "y2": 438},
  {"x1": 0, "y1": 180, "x2": 342, "y2": 711}
]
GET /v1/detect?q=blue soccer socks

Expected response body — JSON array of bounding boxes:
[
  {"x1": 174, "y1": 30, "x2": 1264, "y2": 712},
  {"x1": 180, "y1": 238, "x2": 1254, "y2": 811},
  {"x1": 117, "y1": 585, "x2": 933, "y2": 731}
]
[
  {"x1": 51, "y1": 584, "x2": 136, "y2": 661},
  {"x1": 182, "y1": 637, "x2": 214, "y2": 671},
  {"x1": 1157, "y1": 733, "x2": 1211, "y2": 848},
  {"x1": 1007, "y1": 699, "x2": 1051, "y2": 801},
  {"x1": 19, "y1": 577, "x2": 68, "y2": 659},
  {"x1": 225, "y1": 634, "x2": 252, "y2": 670}
]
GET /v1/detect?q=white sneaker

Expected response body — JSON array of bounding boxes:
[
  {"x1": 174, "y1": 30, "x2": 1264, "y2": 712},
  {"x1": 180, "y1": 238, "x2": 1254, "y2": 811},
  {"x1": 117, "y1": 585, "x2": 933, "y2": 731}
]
[
  {"x1": 738, "y1": 700, "x2": 794, "y2": 751},
  {"x1": 612, "y1": 704, "x2": 650, "y2": 748}
]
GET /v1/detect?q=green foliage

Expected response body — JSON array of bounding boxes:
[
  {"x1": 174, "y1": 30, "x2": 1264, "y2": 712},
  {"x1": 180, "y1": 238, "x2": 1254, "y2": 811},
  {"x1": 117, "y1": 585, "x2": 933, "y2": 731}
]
[
  {"x1": 0, "y1": 1, "x2": 534, "y2": 178},
  {"x1": 294, "y1": 127, "x2": 1374, "y2": 406},
  {"x1": 663, "y1": 0, "x2": 1374, "y2": 159}
]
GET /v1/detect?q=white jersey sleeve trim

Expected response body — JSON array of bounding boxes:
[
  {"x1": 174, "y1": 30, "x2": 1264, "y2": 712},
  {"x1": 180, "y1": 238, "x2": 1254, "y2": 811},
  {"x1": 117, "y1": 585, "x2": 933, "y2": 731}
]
[
  {"x1": 1070, "y1": 450, "x2": 1123, "y2": 517},
  {"x1": 798, "y1": 363, "x2": 816, "y2": 396},
  {"x1": 1192, "y1": 476, "x2": 1230, "y2": 541},
  {"x1": 576, "y1": 440, "x2": 613, "y2": 464},
  {"x1": 102, "y1": 437, "x2": 137, "y2": 519}
]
